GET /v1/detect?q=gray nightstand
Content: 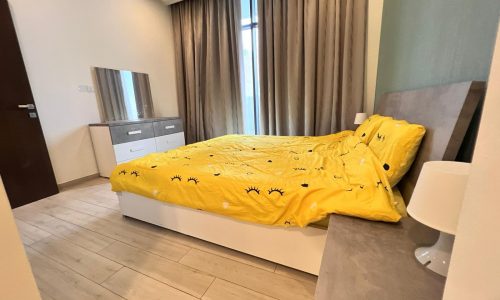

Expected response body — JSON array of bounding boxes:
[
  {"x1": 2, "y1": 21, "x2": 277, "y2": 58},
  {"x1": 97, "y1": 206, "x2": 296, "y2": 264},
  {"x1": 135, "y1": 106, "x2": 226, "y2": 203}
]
[{"x1": 315, "y1": 215, "x2": 446, "y2": 299}]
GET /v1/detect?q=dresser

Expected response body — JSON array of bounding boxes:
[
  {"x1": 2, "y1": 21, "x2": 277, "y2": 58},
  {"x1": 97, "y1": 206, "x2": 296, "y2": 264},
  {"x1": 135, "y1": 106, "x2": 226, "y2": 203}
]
[{"x1": 89, "y1": 117, "x2": 185, "y2": 177}]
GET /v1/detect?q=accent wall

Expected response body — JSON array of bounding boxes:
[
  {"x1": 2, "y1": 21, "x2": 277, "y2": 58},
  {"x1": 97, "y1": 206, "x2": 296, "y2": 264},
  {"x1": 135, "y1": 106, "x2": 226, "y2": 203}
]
[{"x1": 375, "y1": 0, "x2": 500, "y2": 102}]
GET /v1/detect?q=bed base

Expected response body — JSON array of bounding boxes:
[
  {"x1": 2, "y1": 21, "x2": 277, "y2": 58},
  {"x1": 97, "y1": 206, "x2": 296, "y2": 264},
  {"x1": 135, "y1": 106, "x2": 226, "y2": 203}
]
[{"x1": 117, "y1": 192, "x2": 327, "y2": 275}]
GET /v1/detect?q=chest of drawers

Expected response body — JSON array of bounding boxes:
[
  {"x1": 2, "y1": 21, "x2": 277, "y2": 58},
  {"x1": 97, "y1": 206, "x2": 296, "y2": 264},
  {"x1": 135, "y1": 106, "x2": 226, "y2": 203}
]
[{"x1": 89, "y1": 118, "x2": 185, "y2": 177}]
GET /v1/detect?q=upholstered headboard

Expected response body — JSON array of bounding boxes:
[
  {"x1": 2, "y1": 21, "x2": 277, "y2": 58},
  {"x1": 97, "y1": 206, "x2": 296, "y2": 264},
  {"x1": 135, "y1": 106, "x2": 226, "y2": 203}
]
[{"x1": 375, "y1": 81, "x2": 485, "y2": 203}]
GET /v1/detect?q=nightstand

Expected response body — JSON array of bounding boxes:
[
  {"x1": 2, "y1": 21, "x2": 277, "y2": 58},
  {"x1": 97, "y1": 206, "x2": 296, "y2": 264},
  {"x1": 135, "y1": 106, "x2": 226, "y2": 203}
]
[{"x1": 315, "y1": 215, "x2": 446, "y2": 299}]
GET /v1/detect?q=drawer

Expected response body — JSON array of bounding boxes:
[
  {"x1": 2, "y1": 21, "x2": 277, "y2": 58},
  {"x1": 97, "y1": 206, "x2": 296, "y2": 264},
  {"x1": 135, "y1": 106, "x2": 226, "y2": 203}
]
[
  {"x1": 155, "y1": 132, "x2": 185, "y2": 152},
  {"x1": 110, "y1": 122, "x2": 154, "y2": 145},
  {"x1": 113, "y1": 138, "x2": 157, "y2": 162},
  {"x1": 153, "y1": 119, "x2": 183, "y2": 137}
]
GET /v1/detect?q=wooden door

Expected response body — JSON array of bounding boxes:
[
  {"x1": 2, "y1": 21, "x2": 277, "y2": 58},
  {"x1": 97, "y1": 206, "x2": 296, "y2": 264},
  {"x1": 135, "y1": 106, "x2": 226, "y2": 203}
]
[{"x1": 0, "y1": 0, "x2": 58, "y2": 208}]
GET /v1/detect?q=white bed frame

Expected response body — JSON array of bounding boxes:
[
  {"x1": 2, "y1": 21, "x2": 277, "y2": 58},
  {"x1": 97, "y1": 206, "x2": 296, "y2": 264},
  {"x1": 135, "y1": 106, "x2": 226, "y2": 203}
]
[{"x1": 118, "y1": 191, "x2": 327, "y2": 275}]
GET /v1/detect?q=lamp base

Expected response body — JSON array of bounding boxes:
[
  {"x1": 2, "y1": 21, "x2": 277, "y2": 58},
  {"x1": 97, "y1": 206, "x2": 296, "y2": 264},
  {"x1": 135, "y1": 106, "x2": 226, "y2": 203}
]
[{"x1": 414, "y1": 232, "x2": 454, "y2": 277}]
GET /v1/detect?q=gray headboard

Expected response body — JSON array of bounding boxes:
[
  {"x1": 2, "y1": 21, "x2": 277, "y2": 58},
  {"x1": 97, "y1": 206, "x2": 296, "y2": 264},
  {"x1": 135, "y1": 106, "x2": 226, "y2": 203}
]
[{"x1": 375, "y1": 81, "x2": 485, "y2": 203}]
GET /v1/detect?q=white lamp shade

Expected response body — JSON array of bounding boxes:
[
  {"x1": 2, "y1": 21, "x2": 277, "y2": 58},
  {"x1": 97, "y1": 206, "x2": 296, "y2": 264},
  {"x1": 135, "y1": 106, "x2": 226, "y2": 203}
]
[
  {"x1": 408, "y1": 161, "x2": 470, "y2": 235},
  {"x1": 354, "y1": 113, "x2": 368, "y2": 125}
]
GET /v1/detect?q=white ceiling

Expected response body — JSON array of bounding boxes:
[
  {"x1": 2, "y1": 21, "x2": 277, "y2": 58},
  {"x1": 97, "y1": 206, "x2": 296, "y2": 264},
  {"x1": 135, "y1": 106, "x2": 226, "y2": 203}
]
[{"x1": 161, "y1": 0, "x2": 183, "y2": 5}]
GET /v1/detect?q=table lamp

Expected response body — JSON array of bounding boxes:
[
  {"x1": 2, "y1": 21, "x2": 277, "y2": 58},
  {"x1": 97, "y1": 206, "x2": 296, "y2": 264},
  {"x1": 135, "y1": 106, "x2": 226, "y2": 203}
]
[
  {"x1": 407, "y1": 161, "x2": 471, "y2": 277},
  {"x1": 354, "y1": 113, "x2": 368, "y2": 125}
]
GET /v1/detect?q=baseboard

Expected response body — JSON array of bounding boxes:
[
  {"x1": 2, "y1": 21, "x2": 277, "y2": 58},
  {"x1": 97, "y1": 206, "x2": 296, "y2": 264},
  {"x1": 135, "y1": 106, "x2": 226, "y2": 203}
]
[{"x1": 57, "y1": 173, "x2": 100, "y2": 190}]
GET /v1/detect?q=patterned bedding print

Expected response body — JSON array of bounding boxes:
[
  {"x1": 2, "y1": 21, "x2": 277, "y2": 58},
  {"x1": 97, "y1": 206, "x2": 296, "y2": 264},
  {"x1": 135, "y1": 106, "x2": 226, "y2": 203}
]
[{"x1": 110, "y1": 132, "x2": 402, "y2": 227}]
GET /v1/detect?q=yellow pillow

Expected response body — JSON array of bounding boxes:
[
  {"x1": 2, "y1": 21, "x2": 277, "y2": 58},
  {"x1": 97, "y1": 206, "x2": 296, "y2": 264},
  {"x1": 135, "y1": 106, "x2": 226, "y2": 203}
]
[
  {"x1": 392, "y1": 187, "x2": 407, "y2": 217},
  {"x1": 368, "y1": 119, "x2": 425, "y2": 187},
  {"x1": 354, "y1": 115, "x2": 393, "y2": 144}
]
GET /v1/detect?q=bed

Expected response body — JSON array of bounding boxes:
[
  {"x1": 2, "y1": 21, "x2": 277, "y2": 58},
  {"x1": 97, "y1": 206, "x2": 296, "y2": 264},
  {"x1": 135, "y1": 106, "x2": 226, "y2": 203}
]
[{"x1": 112, "y1": 81, "x2": 484, "y2": 275}]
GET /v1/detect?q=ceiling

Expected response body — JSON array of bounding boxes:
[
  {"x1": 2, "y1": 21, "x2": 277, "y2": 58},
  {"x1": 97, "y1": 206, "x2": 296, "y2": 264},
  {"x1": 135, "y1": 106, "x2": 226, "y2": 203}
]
[{"x1": 161, "y1": 0, "x2": 183, "y2": 5}]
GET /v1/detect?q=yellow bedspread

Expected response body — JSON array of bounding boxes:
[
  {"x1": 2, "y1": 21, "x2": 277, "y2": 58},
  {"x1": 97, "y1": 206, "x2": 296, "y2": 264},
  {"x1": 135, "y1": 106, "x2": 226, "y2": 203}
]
[{"x1": 110, "y1": 132, "x2": 402, "y2": 227}]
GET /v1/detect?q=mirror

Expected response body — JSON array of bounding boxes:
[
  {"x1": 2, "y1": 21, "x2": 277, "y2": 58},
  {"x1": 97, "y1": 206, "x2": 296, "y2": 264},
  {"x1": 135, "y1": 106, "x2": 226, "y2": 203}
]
[{"x1": 94, "y1": 67, "x2": 154, "y2": 121}]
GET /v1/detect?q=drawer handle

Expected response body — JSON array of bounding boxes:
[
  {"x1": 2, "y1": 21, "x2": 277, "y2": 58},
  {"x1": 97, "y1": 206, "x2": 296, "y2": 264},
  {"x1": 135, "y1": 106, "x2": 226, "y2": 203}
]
[
  {"x1": 165, "y1": 125, "x2": 175, "y2": 129},
  {"x1": 129, "y1": 147, "x2": 144, "y2": 153},
  {"x1": 128, "y1": 130, "x2": 142, "y2": 135}
]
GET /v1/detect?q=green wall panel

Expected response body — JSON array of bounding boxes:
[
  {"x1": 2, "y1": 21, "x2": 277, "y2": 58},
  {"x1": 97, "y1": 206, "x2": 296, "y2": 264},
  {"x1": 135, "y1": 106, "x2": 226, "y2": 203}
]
[{"x1": 376, "y1": 0, "x2": 500, "y2": 103}]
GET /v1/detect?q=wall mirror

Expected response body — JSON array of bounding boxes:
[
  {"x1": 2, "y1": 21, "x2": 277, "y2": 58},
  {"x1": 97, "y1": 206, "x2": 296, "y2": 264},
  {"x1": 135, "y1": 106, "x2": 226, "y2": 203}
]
[{"x1": 94, "y1": 67, "x2": 154, "y2": 121}]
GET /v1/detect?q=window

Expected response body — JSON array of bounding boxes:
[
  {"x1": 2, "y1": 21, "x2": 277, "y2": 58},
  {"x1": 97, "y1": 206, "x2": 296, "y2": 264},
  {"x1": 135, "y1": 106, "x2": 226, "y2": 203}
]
[
  {"x1": 241, "y1": 0, "x2": 260, "y2": 134},
  {"x1": 119, "y1": 70, "x2": 139, "y2": 119}
]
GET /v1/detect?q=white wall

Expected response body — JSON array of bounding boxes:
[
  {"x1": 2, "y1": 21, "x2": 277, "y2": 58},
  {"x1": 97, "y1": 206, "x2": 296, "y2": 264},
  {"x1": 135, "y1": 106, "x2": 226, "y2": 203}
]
[
  {"x1": 444, "y1": 21, "x2": 500, "y2": 299},
  {"x1": 9, "y1": 0, "x2": 178, "y2": 184},
  {"x1": 0, "y1": 177, "x2": 40, "y2": 300},
  {"x1": 364, "y1": 0, "x2": 384, "y2": 115}
]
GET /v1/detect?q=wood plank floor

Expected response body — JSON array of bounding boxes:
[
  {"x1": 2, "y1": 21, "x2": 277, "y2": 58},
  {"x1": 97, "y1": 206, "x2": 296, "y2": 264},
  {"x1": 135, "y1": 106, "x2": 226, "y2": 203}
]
[{"x1": 14, "y1": 178, "x2": 317, "y2": 300}]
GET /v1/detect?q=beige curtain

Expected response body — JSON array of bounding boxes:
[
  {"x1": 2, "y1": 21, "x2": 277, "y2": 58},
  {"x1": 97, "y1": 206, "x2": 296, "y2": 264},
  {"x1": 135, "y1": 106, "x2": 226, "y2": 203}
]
[
  {"x1": 258, "y1": 0, "x2": 367, "y2": 135},
  {"x1": 132, "y1": 73, "x2": 155, "y2": 119},
  {"x1": 94, "y1": 67, "x2": 127, "y2": 121},
  {"x1": 171, "y1": 0, "x2": 243, "y2": 144}
]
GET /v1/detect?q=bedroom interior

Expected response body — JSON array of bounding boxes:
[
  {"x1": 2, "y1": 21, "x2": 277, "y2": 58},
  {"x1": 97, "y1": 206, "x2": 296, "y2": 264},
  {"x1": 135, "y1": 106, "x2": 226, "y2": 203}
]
[{"x1": 0, "y1": 1, "x2": 499, "y2": 300}]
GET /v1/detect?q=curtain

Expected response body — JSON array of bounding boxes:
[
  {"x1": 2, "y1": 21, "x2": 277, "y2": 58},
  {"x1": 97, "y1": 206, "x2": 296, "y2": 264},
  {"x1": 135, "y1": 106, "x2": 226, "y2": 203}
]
[
  {"x1": 95, "y1": 68, "x2": 127, "y2": 121},
  {"x1": 171, "y1": 0, "x2": 243, "y2": 144},
  {"x1": 132, "y1": 72, "x2": 155, "y2": 119},
  {"x1": 258, "y1": 0, "x2": 367, "y2": 136}
]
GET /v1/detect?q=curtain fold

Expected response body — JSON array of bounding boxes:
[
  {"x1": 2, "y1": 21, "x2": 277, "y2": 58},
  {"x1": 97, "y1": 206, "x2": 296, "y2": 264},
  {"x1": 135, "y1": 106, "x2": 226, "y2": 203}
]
[
  {"x1": 132, "y1": 73, "x2": 154, "y2": 119},
  {"x1": 258, "y1": 0, "x2": 367, "y2": 136},
  {"x1": 171, "y1": 0, "x2": 243, "y2": 144},
  {"x1": 94, "y1": 68, "x2": 127, "y2": 121}
]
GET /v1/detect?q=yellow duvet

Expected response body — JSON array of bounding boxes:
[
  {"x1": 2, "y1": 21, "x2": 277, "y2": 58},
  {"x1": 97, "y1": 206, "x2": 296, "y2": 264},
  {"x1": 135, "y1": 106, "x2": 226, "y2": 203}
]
[{"x1": 110, "y1": 132, "x2": 402, "y2": 227}]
